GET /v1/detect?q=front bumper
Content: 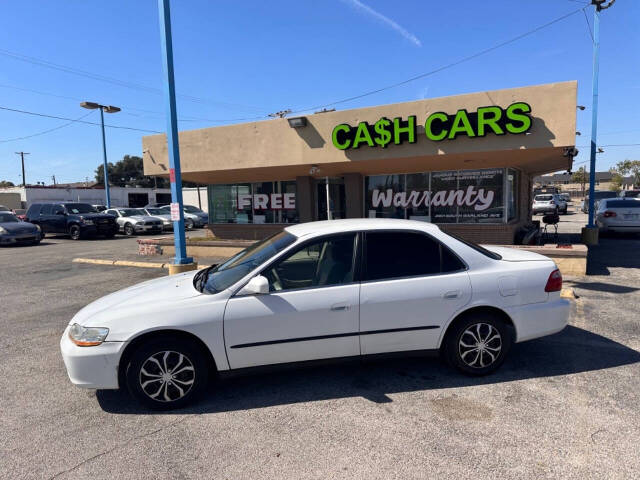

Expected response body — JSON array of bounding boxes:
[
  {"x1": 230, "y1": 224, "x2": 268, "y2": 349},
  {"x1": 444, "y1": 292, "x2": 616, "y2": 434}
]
[
  {"x1": 81, "y1": 223, "x2": 118, "y2": 236},
  {"x1": 506, "y1": 297, "x2": 570, "y2": 343},
  {"x1": 60, "y1": 326, "x2": 124, "y2": 389},
  {"x1": 0, "y1": 233, "x2": 40, "y2": 244},
  {"x1": 134, "y1": 224, "x2": 163, "y2": 234}
]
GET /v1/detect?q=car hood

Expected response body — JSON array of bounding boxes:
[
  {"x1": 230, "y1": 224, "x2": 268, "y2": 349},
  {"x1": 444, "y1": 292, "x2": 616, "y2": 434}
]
[
  {"x1": 482, "y1": 246, "x2": 551, "y2": 262},
  {"x1": 125, "y1": 215, "x2": 159, "y2": 222},
  {"x1": 76, "y1": 213, "x2": 114, "y2": 220},
  {"x1": 70, "y1": 270, "x2": 202, "y2": 327},
  {"x1": 0, "y1": 221, "x2": 38, "y2": 232}
]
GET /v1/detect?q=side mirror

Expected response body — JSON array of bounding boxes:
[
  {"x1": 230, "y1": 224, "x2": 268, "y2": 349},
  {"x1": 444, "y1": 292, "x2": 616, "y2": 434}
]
[{"x1": 238, "y1": 275, "x2": 269, "y2": 296}]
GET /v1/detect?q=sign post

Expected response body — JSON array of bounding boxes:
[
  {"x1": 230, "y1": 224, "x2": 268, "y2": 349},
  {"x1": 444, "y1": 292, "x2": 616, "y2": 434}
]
[{"x1": 157, "y1": 0, "x2": 194, "y2": 270}]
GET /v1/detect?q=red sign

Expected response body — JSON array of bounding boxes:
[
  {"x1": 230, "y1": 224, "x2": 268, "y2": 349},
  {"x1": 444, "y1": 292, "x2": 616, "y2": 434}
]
[
  {"x1": 169, "y1": 168, "x2": 176, "y2": 183},
  {"x1": 170, "y1": 202, "x2": 180, "y2": 221}
]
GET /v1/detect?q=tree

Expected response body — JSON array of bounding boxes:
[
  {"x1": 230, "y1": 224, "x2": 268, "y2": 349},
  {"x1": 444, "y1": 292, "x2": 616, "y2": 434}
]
[
  {"x1": 609, "y1": 169, "x2": 623, "y2": 192},
  {"x1": 572, "y1": 166, "x2": 588, "y2": 196},
  {"x1": 95, "y1": 154, "x2": 200, "y2": 188},
  {"x1": 614, "y1": 159, "x2": 640, "y2": 187},
  {"x1": 0, "y1": 180, "x2": 15, "y2": 188}
]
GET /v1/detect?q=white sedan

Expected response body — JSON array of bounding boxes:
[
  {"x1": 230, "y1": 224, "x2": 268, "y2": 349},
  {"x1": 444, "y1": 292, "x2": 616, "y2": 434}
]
[{"x1": 60, "y1": 219, "x2": 569, "y2": 409}]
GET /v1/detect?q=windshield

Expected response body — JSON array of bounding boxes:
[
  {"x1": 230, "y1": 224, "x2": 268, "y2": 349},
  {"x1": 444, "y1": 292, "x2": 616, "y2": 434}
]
[
  {"x1": 145, "y1": 208, "x2": 166, "y2": 215},
  {"x1": 183, "y1": 205, "x2": 203, "y2": 213},
  {"x1": 535, "y1": 195, "x2": 553, "y2": 201},
  {"x1": 63, "y1": 203, "x2": 95, "y2": 214},
  {"x1": 119, "y1": 209, "x2": 146, "y2": 217},
  {"x1": 196, "y1": 231, "x2": 297, "y2": 294},
  {"x1": 0, "y1": 213, "x2": 18, "y2": 222}
]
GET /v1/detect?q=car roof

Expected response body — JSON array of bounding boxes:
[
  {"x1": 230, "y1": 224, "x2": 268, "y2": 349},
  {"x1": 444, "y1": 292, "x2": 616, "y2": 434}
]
[{"x1": 284, "y1": 218, "x2": 440, "y2": 238}]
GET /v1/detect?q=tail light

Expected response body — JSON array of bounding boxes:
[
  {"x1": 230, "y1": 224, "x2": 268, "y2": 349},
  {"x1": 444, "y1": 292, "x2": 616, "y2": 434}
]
[
  {"x1": 545, "y1": 269, "x2": 563, "y2": 292},
  {"x1": 549, "y1": 200, "x2": 555, "y2": 205},
  {"x1": 603, "y1": 211, "x2": 617, "y2": 218}
]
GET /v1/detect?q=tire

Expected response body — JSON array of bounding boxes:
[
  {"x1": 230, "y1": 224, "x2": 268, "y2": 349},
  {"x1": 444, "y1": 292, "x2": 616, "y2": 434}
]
[
  {"x1": 38, "y1": 229, "x2": 45, "y2": 239},
  {"x1": 443, "y1": 312, "x2": 512, "y2": 376},
  {"x1": 185, "y1": 218, "x2": 194, "y2": 230},
  {"x1": 124, "y1": 223, "x2": 135, "y2": 236},
  {"x1": 125, "y1": 338, "x2": 209, "y2": 410},
  {"x1": 69, "y1": 224, "x2": 81, "y2": 240}
]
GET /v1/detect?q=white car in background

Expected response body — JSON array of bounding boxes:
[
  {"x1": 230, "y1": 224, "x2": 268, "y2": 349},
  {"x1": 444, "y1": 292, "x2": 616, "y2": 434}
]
[
  {"x1": 105, "y1": 208, "x2": 163, "y2": 236},
  {"x1": 595, "y1": 198, "x2": 640, "y2": 233},
  {"x1": 60, "y1": 219, "x2": 569, "y2": 409},
  {"x1": 142, "y1": 207, "x2": 173, "y2": 230},
  {"x1": 532, "y1": 194, "x2": 567, "y2": 215}
]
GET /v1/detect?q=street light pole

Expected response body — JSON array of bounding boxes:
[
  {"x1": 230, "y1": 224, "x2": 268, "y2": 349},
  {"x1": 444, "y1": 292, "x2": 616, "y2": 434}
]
[
  {"x1": 80, "y1": 101, "x2": 121, "y2": 208},
  {"x1": 157, "y1": 0, "x2": 193, "y2": 269},
  {"x1": 584, "y1": 0, "x2": 615, "y2": 244}
]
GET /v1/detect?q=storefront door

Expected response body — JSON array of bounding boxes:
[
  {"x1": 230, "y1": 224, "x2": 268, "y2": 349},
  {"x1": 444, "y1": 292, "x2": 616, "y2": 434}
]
[{"x1": 316, "y1": 177, "x2": 346, "y2": 220}]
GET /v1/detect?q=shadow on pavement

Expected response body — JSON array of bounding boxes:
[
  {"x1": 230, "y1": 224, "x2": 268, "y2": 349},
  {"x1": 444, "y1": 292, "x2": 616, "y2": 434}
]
[
  {"x1": 97, "y1": 325, "x2": 640, "y2": 415},
  {"x1": 566, "y1": 281, "x2": 639, "y2": 294},
  {"x1": 587, "y1": 237, "x2": 640, "y2": 275}
]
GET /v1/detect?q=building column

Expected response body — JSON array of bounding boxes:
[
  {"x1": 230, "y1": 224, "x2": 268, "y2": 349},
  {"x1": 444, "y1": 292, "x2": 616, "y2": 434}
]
[
  {"x1": 343, "y1": 173, "x2": 364, "y2": 219},
  {"x1": 296, "y1": 176, "x2": 315, "y2": 223}
]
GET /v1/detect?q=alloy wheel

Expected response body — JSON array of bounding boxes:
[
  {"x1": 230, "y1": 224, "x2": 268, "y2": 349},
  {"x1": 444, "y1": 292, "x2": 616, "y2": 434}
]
[
  {"x1": 139, "y1": 350, "x2": 195, "y2": 403},
  {"x1": 458, "y1": 323, "x2": 502, "y2": 369}
]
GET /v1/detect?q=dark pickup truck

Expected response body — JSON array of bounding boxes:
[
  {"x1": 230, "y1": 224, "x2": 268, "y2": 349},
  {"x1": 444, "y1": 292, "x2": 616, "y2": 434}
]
[{"x1": 25, "y1": 202, "x2": 118, "y2": 240}]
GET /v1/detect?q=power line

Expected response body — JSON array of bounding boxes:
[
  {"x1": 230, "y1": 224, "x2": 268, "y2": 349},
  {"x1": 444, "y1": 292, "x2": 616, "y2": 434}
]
[
  {"x1": 0, "y1": 48, "x2": 267, "y2": 113},
  {"x1": 290, "y1": 7, "x2": 585, "y2": 114},
  {"x1": 0, "y1": 111, "x2": 95, "y2": 143},
  {"x1": 0, "y1": 105, "x2": 162, "y2": 133},
  {"x1": 0, "y1": 83, "x2": 266, "y2": 124},
  {"x1": 577, "y1": 143, "x2": 640, "y2": 147}
]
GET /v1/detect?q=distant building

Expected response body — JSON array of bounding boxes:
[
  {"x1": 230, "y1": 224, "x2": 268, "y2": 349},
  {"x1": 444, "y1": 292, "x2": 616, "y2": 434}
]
[
  {"x1": 0, "y1": 185, "x2": 172, "y2": 210},
  {"x1": 533, "y1": 172, "x2": 636, "y2": 195}
]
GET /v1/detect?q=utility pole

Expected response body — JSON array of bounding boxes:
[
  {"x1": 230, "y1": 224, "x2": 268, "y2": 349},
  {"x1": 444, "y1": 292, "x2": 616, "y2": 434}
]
[
  {"x1": 15, "y1": 152, "x2": 29, "y2": 187},
  {"x1": 51, "y1": 175, "x2": 57, "y2": 186},
  {"x1": 583, "y1": 0, "x2": 616, "y2": 245}
]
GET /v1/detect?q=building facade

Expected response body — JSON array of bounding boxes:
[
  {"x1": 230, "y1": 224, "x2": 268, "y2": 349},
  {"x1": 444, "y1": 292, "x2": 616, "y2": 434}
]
[{"x1": 143, "y1": 81, "x2": 578, "y2": 244}]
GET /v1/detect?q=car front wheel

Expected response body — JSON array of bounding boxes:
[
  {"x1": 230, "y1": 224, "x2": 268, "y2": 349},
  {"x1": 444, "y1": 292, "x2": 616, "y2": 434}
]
[
  {"x1": 443, "y1": 312, "x2": 512, "y2": 376},
  {"x1": 69, "y1": 224, "x2": 81, "y2": 240},
  {"x1": 125, "y1": 338, "x2": 209, "y2": 410},
  {"x1": 124, "y1": 223, "x2": 134, "y2": 236}
]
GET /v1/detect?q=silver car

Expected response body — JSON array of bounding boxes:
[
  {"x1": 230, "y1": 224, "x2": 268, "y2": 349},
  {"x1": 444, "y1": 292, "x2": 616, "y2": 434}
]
[
  {"x1": 105, "y1": 208, "x2": 164, "y2": 236},
  {"x1": 532, "y1": 194, "x2": 566, "y2": 215},
  {"x1": 596, "y1": 198, "x2": 640, "y2": 234},
  {"x1": 142, "y1": 207, "x2": 173, "y2": 230},
  {"x1": 160, "y1": 204, "x2": 208, "y2": 229}
]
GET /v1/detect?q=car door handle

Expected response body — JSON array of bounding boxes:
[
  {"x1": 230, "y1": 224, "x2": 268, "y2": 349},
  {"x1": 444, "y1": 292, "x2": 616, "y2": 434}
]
[
  {"x1": 330, "y1": 304, "x2": 350, "y2": 311},
  {"x1": 443, "y1": 290, "x2": 460, "y2": 299}
]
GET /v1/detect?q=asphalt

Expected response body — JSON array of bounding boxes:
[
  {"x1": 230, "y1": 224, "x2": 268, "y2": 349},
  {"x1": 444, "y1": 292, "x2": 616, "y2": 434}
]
[{"x1": 1, "y1": 219, "x2": 639, "y2": 479}]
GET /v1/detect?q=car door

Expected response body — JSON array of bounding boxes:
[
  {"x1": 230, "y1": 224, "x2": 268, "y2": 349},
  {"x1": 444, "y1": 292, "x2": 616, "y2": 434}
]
[
  {"x1": 359, "y1": 230, "x2": 471, "y2": 355},
  {"x1": 224, "y1": 233, "x2": 360, "y2": 369},
  {"x1": 38, "y1": 204, "x2": 54, "y2": 233},
  {"x1": 51, "y1": 204, "x2": 67, "y2": 233}
]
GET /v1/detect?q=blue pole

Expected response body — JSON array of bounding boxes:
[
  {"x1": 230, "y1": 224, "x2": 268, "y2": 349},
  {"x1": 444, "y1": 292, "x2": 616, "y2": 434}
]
[
  {"x1": 157, "y1": 0, "x2": 192, "y2": 265},
  {"x1": 587, "y1": 7, "x2": 600, "y2": 228},
  {"x1": 99, "y1": 107, "x2": 111, "y2": 208}
]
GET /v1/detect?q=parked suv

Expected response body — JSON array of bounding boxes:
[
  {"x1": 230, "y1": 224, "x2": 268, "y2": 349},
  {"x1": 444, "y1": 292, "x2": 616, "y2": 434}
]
[
  {"x1": 532, "y1": 194, "x2": 566, "y2": 215},
  {"x1": 25, "y1": 203, "x2": 118, "y2": 240}
]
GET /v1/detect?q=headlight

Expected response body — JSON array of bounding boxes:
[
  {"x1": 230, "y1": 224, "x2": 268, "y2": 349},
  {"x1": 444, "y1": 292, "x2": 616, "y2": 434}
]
[
  {"x1": 68, "y1": 323, "x2": 109, "y2": 346},
  {"x1": 0, "y1": 226, "x2": 7, "y2": 235},
  {"x1": 82, "y1": 219, "x2": 94, "y2": 225},
  {"x1": 34, "y1": 224, "x2": 41, "y2": 231}
]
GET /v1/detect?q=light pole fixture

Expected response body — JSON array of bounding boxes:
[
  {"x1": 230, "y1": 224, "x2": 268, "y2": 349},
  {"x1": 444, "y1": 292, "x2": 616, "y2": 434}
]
[
  {"x1": 287, "y1": 116, "x2": 307, "y2": 128},
  {"x1": 80, "y1": 101, "x2": 121, "y2": 208}
]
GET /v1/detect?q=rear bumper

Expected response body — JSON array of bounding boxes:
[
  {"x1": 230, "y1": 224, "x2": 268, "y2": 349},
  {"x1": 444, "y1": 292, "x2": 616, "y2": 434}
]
[
  {"x1": 597, "y1": 220, "x2": 640, "y2": 232},
  {"x1": 533, "y1": 207, "x2": 557, "y2": 215},
  {"x1": 60, "y1": 326, "x2": 123, "y2": 389},
  {"x1": 506, "y1": 297, "x2": 570, "y2": 343}
]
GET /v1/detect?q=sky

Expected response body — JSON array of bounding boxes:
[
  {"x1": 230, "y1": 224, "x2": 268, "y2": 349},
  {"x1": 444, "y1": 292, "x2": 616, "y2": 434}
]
[{"x1": 0, "y1": 0, "x2": 638, "y2": 185}]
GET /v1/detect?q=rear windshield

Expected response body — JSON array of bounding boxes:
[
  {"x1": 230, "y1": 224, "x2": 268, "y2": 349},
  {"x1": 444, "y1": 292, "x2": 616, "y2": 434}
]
[
  {"x1": 444, "y1": 232, "x2": 502, "y2": 260},
  {"x1": 605, "y1": 200, "x2": 640, "y2": 209},
  {"x1": 535, "y1": 195, "x2": 553, "y2": 201},
  {"x1": 592, "y1": 192, "x2": 618, "y2": 200},
  {"x1": 624, "y1": 191, "x2": 640, "y2": 198}
]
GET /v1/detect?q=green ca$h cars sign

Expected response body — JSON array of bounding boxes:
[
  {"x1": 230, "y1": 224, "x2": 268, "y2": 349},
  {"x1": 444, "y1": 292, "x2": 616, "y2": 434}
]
[{"x1": 331, "y1": 102, "x2": 532, "y2": 150}]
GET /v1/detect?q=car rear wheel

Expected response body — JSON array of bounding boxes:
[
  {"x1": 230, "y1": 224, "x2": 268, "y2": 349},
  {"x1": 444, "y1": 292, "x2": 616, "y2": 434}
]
[
  {"x1": 125, "y1": 338, "x2": 209, "y2": 410},
  {"x1": 124, "y1": 223, "x2": 134, "y2": 236},
  {"x1": 69, "y1": 224, "x2": 81, "y2": 240},
  {"x1": 444, "y1": 312, "x2": 512, "y2": 376},
  {"x1": 185, "y1": 218, "x2": 194, "y2": 230}
]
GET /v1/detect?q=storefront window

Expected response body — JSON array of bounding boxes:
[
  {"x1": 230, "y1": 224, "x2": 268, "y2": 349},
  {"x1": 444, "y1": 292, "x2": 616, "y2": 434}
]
[
  {"x1": 208, "y1": 181, "x2": 298, "y2": 224},
  {"x1": 365, "y1": 168, "x2": 513, "y2": 224}
]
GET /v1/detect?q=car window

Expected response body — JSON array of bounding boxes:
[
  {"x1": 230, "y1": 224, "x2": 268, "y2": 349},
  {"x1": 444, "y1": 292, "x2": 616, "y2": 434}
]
[
  {"x1": 605, "y1": 200, "x2": 640, "y2": 209},
  {"x1": 40, "y1": 205, "x2": 53, "y2": 215},
  {"x1": 263, "y1": 234, "x2": 356, "y2": 292},
  {"x1": 53, "y1": 205, "x2": 66, "y2": 215},
  {"x1": 0, "y1": 213, "x2": 18, "y2": 222},
  {"x1": 364, "y1": 231, "x2": 462, "y2": 281},
  {"x1": 183, "y1": 205, "x2": 201, "y2": 213},
  {"x1": 105, "y1": 209, "x2": 118, "y2": 216},
  {"x1": 27, "y1": 204, "x2": 41, "y2": 216},
  {"x1": 63, "y1": 203, "x2": 94, "y2": 214},
  {"x1": 146, "y1": 208, "x2": 165, "y2": 215},
  {"x1": 535, "y1": 195, "x2": 553, "y2": 201}
]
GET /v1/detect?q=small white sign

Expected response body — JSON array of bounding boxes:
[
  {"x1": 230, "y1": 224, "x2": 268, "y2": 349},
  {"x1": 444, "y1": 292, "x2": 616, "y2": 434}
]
[{"x1": 170, "y1": 202, "x2": 180, "y2": 221}]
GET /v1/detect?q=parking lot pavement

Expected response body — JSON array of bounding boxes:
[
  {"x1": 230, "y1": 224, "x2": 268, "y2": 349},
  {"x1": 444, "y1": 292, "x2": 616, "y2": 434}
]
[{"x1": 1, "y1": 230, "x2": 639, "y2": 479}]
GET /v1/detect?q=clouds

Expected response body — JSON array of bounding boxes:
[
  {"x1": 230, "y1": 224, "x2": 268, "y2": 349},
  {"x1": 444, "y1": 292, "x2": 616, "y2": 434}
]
[{"x1": 340, "y1": 0, "x2": 422, "y2": 47}]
